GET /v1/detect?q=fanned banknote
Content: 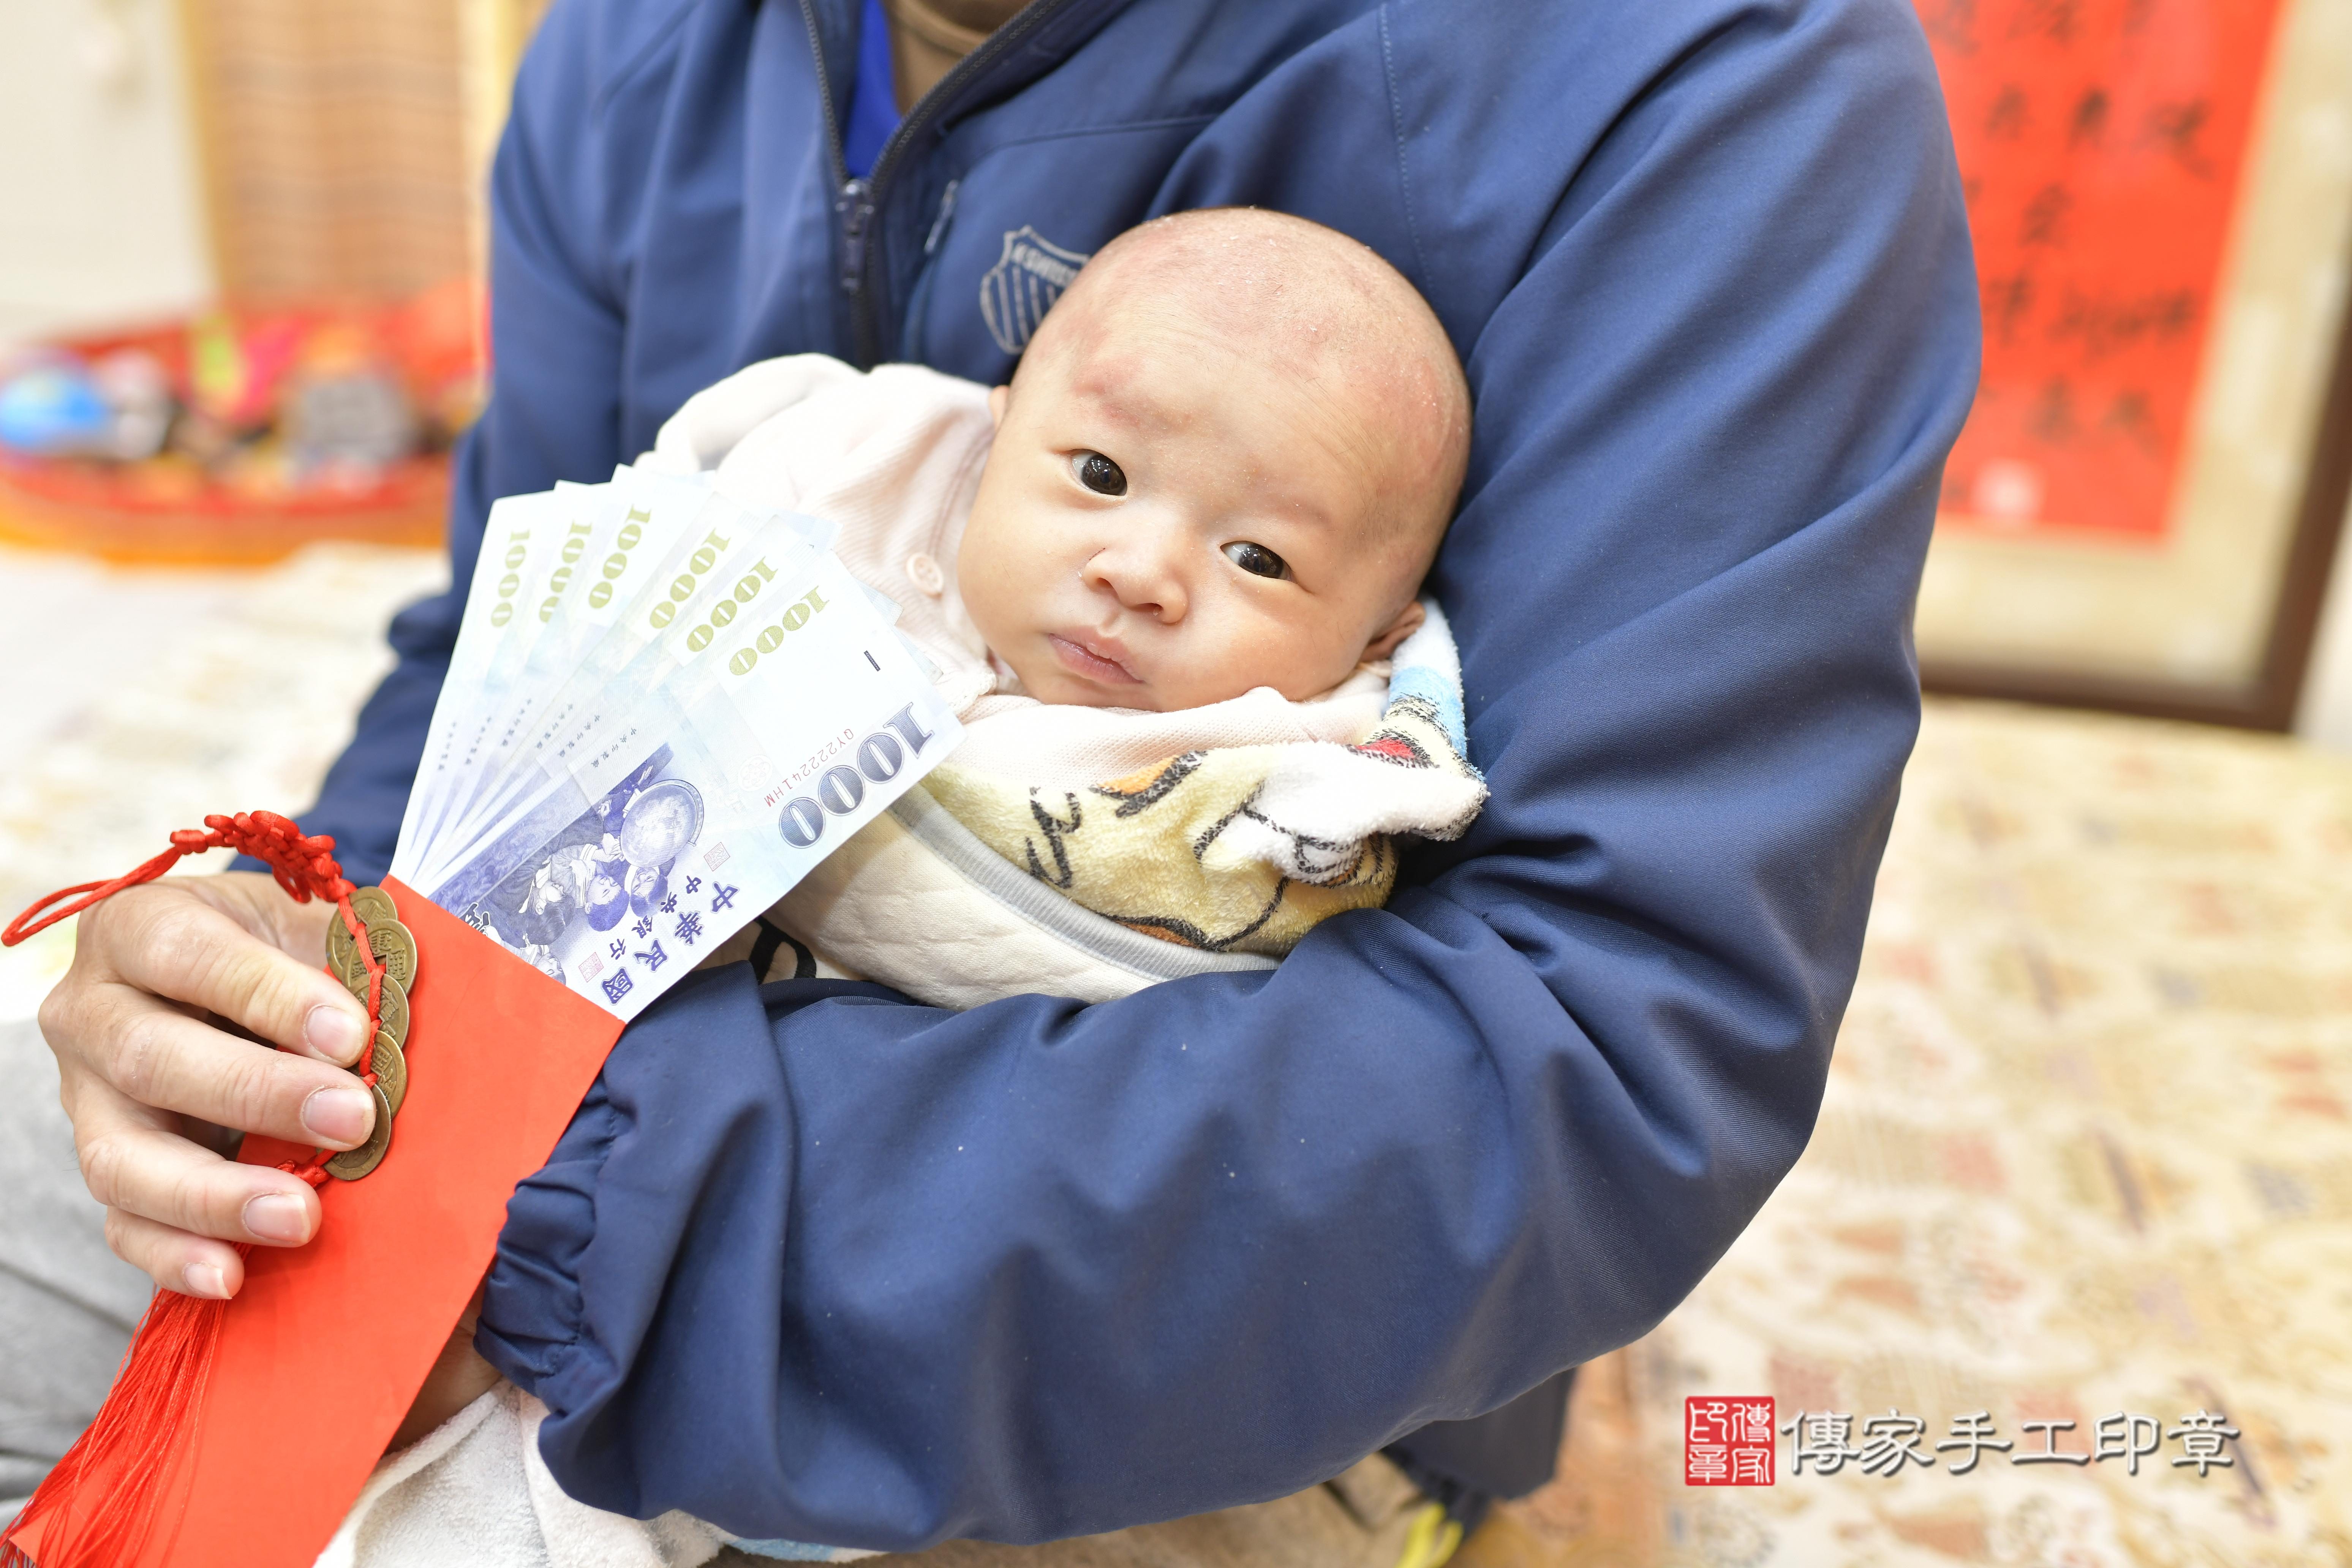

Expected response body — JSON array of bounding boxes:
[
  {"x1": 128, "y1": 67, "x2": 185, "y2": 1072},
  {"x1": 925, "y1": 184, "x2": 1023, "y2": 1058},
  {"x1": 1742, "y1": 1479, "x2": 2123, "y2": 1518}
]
[{"x1": 392, "y1": 467, "x2": 961, "y2": 1021}]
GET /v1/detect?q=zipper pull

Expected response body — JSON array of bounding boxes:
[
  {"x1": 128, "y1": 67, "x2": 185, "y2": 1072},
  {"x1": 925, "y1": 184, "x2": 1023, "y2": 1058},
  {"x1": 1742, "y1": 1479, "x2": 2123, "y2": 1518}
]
[
  {"x1": 924, "y1": 180, "x2": 960, "y2": 256},
  {"x1": 836, "y1": 178, "x2": 874, "y2": 296}
]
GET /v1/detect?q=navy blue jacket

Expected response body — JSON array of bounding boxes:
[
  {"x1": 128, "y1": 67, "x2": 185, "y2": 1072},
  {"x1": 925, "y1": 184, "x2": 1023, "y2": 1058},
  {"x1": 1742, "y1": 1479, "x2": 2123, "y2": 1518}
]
[{"x1": 297, "y1": 0, "x2": 1977, "y2": 1547}]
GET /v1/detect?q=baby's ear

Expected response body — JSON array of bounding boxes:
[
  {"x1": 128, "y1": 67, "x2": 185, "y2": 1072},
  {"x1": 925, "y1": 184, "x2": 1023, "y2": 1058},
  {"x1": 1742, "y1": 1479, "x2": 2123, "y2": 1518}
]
[
  {"x1": 988, "y1": 385, "x2": 1010, "y2": 426},
  {"x1": 1363, "y1": 598, "x2": 1426, "y2": 662}
]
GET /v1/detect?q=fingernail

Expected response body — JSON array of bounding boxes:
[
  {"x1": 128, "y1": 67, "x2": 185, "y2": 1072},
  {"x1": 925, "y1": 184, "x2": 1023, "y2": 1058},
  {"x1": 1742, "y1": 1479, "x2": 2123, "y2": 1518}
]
[
  {"x1": 244, "y1": 1192, "x2": 311, "y2": 1244},
  {"x1": 301, "y1": 1086, "x2": 374, "y2": 1148},
  {"x1": 305, "y1": 1002, "x2": 366, "y2": 1065},
  {"x1": 183, "y1": 1261, "x2": 229, "y2": 1299}
]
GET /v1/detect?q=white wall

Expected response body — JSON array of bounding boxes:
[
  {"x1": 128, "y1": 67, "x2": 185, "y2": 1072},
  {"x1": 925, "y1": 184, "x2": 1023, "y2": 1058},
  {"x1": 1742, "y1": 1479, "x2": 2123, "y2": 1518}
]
[{"x1": 0, "y1": 0, "x2": 212, "y2": 343}]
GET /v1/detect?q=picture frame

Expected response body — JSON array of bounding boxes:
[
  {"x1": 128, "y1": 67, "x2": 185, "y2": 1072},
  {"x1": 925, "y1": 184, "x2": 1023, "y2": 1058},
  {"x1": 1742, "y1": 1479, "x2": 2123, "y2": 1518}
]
[{"x1": 1911, "y1": 0, "x2": 2352, "y2": 730}]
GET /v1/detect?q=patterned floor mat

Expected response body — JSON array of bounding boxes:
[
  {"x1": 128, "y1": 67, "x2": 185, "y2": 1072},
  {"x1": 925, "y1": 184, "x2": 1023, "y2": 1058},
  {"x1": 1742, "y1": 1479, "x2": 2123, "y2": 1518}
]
[{"x1": 1469, "y1": 702, "x2": 2352, "y2": 1568}]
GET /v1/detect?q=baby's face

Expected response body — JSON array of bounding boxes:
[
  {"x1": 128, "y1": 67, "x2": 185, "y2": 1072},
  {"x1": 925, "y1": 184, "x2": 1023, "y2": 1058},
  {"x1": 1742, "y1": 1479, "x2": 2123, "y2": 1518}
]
[{"x1": 957, "y1": 310, "x2": 1437, "y2": 712}]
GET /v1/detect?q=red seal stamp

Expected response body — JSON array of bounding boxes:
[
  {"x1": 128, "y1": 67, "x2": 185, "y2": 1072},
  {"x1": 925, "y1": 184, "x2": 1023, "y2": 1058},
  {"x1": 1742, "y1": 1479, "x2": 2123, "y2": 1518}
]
[{"x1": 1686, "y1": 1396, "x2": 1776, "y2": 1486}]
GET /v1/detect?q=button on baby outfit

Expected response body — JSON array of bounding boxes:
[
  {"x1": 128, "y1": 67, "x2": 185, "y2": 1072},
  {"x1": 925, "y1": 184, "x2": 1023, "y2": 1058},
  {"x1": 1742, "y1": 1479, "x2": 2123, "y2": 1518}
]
[{"x1": 904, "y1": 553, "x2": 945, "y2": 596}]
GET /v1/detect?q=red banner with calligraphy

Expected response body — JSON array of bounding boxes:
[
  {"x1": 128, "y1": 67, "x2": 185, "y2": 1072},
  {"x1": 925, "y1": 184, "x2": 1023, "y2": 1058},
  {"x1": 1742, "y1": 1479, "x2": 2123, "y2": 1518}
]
[{"x1": 1921, "y1": 0, "x2": 2285, "y2": 540}]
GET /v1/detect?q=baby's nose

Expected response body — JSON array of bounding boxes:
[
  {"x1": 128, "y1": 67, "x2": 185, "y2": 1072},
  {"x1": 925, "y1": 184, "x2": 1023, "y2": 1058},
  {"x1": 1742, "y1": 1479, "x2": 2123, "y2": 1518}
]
[{"x1": 1088, "y1": 541, "x2": 1188, "y2": 622}]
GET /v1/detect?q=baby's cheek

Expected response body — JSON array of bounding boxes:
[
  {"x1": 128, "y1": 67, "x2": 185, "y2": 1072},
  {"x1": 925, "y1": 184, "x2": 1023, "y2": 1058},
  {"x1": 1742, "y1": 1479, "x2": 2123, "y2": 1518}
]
[
  {"x1": 1180, "y1": 617, "x2": 1309, "y2": 705},
  {"x1": 1279, "y1": 615, "x2": 1372, "y2": 700},
  {"x1": 956, "y1": 524, "x2": 1022, "y2": 638}
]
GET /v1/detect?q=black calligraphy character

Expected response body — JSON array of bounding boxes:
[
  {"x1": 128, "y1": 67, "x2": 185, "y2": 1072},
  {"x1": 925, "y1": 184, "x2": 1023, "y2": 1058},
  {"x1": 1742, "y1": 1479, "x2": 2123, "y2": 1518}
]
[
  {"x1": 2030, "y1": 379, "x2": 2078, "y2": 446},
  {"x1": 2069, "y1": 88, "x2": 2108, "y2": 148},
  {"x1": 1985, "y1": 85, "x2": 2028, "y2": 139},
  {"x1": 1982, "y1": 272, "x2": 2034, "y2": 345},
  {"x1": 2049, "y1": 288, "x2": 2199, "y2": 357},
  {"x1": 2143, "y1": 100, "x2": 2213, "y2": 178},
  {"x1": 2020, "y1": 184, "x2": 2071, "y2": 248},
  {"x1": 2104, "y1": 391, "x2": 2162, "y2": 455},
  {"x1": 2007, "y1": 0, "x2": 2077, "y2": 43}
]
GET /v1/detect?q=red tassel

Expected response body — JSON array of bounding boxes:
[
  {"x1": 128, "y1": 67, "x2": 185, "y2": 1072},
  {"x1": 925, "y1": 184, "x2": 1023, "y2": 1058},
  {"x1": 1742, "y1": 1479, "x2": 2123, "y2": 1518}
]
[
  {"x1": 1, "y1": 815, "x2": 373, "y2": 1568},
  {"x1": 1, "y1": 1280, "x2": 231, "y2": 1568}
]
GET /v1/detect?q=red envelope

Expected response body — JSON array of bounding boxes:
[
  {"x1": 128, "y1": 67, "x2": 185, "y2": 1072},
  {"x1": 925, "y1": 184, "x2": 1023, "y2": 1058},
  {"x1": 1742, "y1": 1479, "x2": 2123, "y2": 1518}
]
[{"x1": 7, "y1": 880, "x2": 625, "y2": 1568}]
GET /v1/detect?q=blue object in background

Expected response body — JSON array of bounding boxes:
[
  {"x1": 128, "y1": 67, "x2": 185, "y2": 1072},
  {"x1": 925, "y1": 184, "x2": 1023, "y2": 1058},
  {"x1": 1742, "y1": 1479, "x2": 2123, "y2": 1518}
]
[{"x1": 0, "y1": 362, "x2": 112, "y2": 456}]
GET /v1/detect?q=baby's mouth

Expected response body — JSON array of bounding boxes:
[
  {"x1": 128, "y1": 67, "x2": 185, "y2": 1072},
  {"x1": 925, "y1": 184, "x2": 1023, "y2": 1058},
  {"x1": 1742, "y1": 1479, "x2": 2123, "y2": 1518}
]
[{"x1": 1047, "y1": 632, "x2": 1143, "y2": 686}]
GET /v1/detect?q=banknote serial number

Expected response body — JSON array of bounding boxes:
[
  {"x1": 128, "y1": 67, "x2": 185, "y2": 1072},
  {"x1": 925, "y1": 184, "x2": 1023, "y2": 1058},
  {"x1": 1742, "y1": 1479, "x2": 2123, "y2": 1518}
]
[{"x1": 766, "y1": 728, "x2": 857, "y2": 807}]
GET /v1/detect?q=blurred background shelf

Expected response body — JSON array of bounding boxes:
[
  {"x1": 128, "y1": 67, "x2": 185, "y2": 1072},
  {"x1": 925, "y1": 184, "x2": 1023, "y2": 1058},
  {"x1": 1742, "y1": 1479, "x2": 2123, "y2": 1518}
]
[
  {"x1": 0, "y1": 0, "x2": 547, "y2": 564},
  {"x1": 0, "y1": 292, "x2": 476, "y2": 563},
  {"x1": 0, "y1": 453, "x2": 446, "y2": 565}
]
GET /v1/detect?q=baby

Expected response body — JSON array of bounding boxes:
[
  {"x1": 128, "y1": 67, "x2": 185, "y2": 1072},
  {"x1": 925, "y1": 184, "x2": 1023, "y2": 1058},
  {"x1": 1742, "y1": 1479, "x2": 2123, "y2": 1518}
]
[
  {"x1": 958, "y1": 205, "x2": 1468, "y2": 713},
  {"x1": 729, "y1": 206, "x2": 1485, "y2": 990},
  {"x1": 333, "y1": 209, "x2": 1483, "y2": 1566}
]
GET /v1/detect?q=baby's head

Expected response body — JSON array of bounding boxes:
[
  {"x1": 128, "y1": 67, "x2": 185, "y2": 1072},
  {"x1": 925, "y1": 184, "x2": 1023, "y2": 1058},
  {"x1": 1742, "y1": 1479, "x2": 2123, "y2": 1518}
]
[{"x1": 958, "y1": 208, "x2": 1470, "y2": 711}]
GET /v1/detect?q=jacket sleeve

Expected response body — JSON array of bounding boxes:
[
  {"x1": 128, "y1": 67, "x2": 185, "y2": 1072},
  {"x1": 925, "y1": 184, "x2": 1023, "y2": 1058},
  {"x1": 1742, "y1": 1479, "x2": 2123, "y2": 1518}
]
[
  {"x1": 473, "y1": 0, "x2": 1980, "y2": 1549},
  {"x1": 288, "y1": 7, "x2": 629, "y2": 881}
]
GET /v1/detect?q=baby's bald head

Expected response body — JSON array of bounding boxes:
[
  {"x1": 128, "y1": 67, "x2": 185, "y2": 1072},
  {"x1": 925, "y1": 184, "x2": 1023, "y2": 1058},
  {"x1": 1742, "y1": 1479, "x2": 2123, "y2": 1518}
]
[
  {"x1": 961, "y1": 209, "x2": 1473, "y2": 711},
  {"x1": 1020, "y1": 209, "x2": 1471, "y2": 551}
]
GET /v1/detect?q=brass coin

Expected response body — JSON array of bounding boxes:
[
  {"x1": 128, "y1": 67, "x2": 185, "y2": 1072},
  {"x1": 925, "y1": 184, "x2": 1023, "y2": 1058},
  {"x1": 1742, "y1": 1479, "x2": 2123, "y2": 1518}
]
[
  {"x1": 369, "y1": 1028, "x2": 408, "y2": 1118},
  {"x1": 324, "y1": 1084, "x2": 395, "y2": 1181},
  {"x1": 326, "y1": 912, "x2": 359, "y2": 977},
  {"x1": 344, "y1": 967, "x2": 408, "y2": 1048},
  {"x1": 359, "y1": 919, "x2": 419, "y2": 991},
  {"x1": 348, "y1": 886, "x2": 399, "y2": 928}
]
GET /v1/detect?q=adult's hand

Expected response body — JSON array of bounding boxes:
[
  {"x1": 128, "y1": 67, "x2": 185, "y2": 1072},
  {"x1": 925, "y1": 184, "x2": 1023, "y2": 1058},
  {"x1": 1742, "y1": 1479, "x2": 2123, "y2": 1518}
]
[{"x1": 38, "y1": 871, "x2": 377, "y2": 1301}]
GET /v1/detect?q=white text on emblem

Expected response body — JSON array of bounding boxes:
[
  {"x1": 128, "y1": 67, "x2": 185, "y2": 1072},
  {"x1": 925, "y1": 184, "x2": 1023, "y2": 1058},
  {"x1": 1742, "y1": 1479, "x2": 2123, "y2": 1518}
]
[{"x1": 980, "y1": 225, "x2": 1093, "y2": 354}]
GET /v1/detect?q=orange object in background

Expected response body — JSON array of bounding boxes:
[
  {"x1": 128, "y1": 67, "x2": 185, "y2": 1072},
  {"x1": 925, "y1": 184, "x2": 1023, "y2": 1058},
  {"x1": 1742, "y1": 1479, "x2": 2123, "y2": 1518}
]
[
  {"x1": 0, "y1": 278, "x2": 482, "y2": 565},
  {"x1": 1920, "y1": 0, "x2": 2287, "y2": 542}
]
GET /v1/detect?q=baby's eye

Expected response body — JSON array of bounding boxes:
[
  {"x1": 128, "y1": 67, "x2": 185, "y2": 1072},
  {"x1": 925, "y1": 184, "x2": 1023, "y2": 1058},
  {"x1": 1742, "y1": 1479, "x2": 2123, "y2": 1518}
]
[
  {"x1": 1073, "y1": 451, "x2": 1127, "y2": 496},
  {"x1": 1222, "y1": 541, "x2": 1288, "y2": 580}
]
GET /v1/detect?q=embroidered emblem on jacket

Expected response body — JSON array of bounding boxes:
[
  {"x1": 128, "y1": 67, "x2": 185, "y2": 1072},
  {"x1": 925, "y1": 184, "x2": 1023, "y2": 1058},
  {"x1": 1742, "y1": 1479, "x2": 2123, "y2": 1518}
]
[{"x1": 980, "y1": 226, "x2": 1093, "y2": 354}]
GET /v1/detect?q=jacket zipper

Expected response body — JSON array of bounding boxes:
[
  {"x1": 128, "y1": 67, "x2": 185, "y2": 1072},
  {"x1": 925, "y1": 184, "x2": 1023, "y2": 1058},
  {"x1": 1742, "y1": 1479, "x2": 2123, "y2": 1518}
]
[{"x1": 798, "y1": 0, "x2": 1081, "y2": 366}]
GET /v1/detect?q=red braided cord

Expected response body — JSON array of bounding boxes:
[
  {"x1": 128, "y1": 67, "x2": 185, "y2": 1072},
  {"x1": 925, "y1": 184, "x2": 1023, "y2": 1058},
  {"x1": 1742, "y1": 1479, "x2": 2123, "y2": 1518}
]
[
  {"x1": 2, "y1": 811, "x2": 387, "y2": 1181},
  {"x1": 4, "y1": 810, "x2": 352, "y2": 945},
  {"x1": 0, "y1": 811, "x2": 393, "y2": 1568}
]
